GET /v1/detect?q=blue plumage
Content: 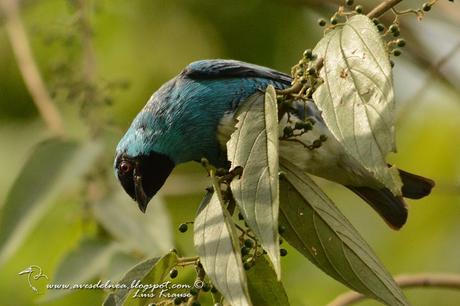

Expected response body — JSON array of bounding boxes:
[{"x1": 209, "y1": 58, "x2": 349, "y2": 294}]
[{"x1": 114, "y1": 59, "x2": 433, "y2": 229}]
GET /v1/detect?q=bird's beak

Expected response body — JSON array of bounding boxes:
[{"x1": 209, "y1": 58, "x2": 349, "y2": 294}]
[{"x1": 133, "y1": 170, "x2": 150, "y2": 213}]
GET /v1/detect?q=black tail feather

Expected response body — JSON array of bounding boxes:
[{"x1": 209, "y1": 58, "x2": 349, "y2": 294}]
[
  {"x1": 347, "y1": 186, "x2": 408, "y2": 230},
  {"x1": 399, "y1": 169, "x2": 435, "y2": 199}
]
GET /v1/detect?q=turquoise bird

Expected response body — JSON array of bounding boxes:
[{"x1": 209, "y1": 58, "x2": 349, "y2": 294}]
[{"x1": 114, "y1": 60, "x2": 434, "y2": 229}]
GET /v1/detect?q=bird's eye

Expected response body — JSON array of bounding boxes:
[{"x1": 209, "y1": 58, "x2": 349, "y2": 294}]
[{"x1": 119, "y1": 161, "x2": 133, "y2": 174}]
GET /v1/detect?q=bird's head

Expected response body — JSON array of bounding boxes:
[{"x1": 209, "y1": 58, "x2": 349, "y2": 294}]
[{"x1": 114, "y1": 121, "x2": 175, "y2": 213}]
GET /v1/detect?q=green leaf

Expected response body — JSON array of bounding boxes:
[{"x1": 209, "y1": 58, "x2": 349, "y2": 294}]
[
  {"x1": 93, "y1": 191, "x2": 173, "y2": 257},
  {"x1": 279, "y1": 158, "x2": 408, "y2": 306},
  {"x1": 0, "y1": 137, "x2": 101, "y2": 265},
  {"x1": 247, "y1": 256, "x2": 290, "y2": 306},
  {"x1": 228, "y1": 85, "x2": 281, "y2": 277},
  {"x1": 42, "y1": 238, "x2": 117, "y2": 301},
  {"x1": 312, "y1": 15, "x2": 402, "y2": 195},
  {"x1": 194, "y1": 190, "x2": 252, "y2": 306},
  {"x1": 103, "y1": 252, "x2": 178, "y2": 306}
]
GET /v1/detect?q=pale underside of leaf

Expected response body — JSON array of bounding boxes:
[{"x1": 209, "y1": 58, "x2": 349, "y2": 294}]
[
  {"x1": 279, "y1": 158, "x2": 408, "y2": 306},
  {"x1": 227, "y1": 85, "x2": 281, "y2": 278},
  {"x1": 103, "y1": 252, "x2": 178, "y2": 306},
  {"x1": 312, "y1": 15, "x2": 402, "y2": 195},
  {"x1": 194, "y1": 191, "x2": 252, "y2": 306}
]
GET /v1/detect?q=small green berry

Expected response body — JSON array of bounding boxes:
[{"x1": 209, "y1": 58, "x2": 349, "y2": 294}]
[
  {"x1": 178, "y1": 223, "x2": 188, "y2": 233},
  {"x1": 241, "y1": 246, "x2": 250, "y2": 256},
  {"x1": 278, "y1": 224, "x2": 286, "y2": 234},
  {"x1": 355, "y1": 5, "x2": 363, "y2": 14},
  {"x1": 392, "y1": 49, "x2": 402, "y2": 56},
  {"x1": 303, "y1": 49, "x2": 313, "y2": 59},
  {"x1": 244, "y1": 239, "x2": 254, "y2": 248},
  {"x1": 422, "y1": 3, "x2": 431, "y2": 11},
  {"x1": 190, "y1": 288, "x2": 198, "y2": 296},
  {"x1": 389, "y1": 24, "x2": 399, "y2": 33},
  {"x1": 377, "y1": 24, "x2": 385, "y2": 32},
  {"x1": 169, "y1": 268, "x2": 178, "y2": 279},
  {"x1": 318, "y1": 18, "x2": 327, "y2": 27},
  {"x1": 202, "y1": 283, "x2": 211, "y2": 292},
  {"x1": 330, "y1": 16, "x2": 338, "y2": 25},
  {"x1": 345, "y1": 0, "x2": 354, "y2": 6},
  {"x1": 243, "y1": 262, "x2": 253, "y2": 270},
  {"x1": 397, "y1": 39, "x2": 406, "y2": 47},
  {"x1": 280, "y1": 248, "x2": 288, "y2": 256}
]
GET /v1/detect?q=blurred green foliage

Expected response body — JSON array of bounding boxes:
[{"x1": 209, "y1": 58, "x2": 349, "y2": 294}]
[{"x1": 0, "y1": 0, "x2": 459, "y2": 305}]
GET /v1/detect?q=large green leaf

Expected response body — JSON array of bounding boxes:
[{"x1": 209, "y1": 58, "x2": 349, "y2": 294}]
[
  {"x1": 0, "y1": 137, "x2": 101, "y2": 265},
  {"x1": 228, "y1": 85, "x2": 281, "y2": 278},
  {"x1": 247, "y1": 256, "x2": 290, "y2": 306},
  {"x1": 93, "y1": 191, "x2": 173, "y2": 257},
  {"x1": 279, "y1": 159, "x2": 408, "y2": 306},
  {"x1": 42, "y1": 238, "x2": 118, "y2": 301},
  {"x1": 194, "y1": 190, "x2": 252, "y2": 306},
  {"x1": 312, "y1": 15, "x2": 402, "y2": 195},
  {"x1": 103, "y1": 252, "x2": 178, "y2": 306}
]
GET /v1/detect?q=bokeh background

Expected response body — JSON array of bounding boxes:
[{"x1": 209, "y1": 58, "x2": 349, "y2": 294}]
[{"x1": 1, "y1": 0, "x2": 459, "y2": 305}]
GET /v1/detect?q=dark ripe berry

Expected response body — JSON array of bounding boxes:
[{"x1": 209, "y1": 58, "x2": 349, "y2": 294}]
[
  {"x1": 376, "y1": 24, "x2": 385, "y2": 32},
  {"x1": 422, "y1": 3, "x2": 431, "y2": 11},
  {"x1": 241, "y1": 246, "x2": 250, "y2": 256},
  {"x1": 312, "y1": 139, "x2": 322, "y2": 148},
  {"x1": 397, "y1": 39, "x2": 406, "y2": 47},
  {"x1": 392, "y1": 49, "x2": 402, "y2": 56},
  {"x1": 390, "y1": 60, "x2": 395, "y2": 68},
  {"x1": 330, "y1": 16, "x2": 338, "y2": 25},
  {"x1": 308, "y1": 67, "x2": 316, "y2": 75},
  {"x1": 280, "y1": 248, "x2": 288, "y2": 256},
  {"x1": 190, "y1": 288, "x2": 198, "y2": 296},
  {"x1": 345, "y1": 0, "x2": 354, "y2": 6},
  {"x1": 178, "y1": 223, "x2": 188, "y2": 233},
  {"x1": 279, "y1": 238, "x2": 284, "y2": 245},
  {"x1": 244, "y1": 239, "x2": 254, "y2": 248},
  {"x1": 372, "y1": 18, "x2": 379, "y2": 25},
  {"x1": 389, "y1": 24, "x2": 399, "y2": 33},
  {"x1": 283, "y1": 126, "x2": 293, "y2": 136},
  {"x1": 355, "y1": 5, "x2": 363, "y2": 14},
  {"x1": 392, "y1": 30, "x2": 400, "y2": 37},
  {"x1": 319, "y1": 134, "x2": 328, "y2": 142},
  {"x1": 192, "y1": 302, "x2": 201, "y2": 306},
  {"x1": 169, "y1": 268, "x2": 178, "y2": 279},
  {"x1": 174, "y1": 297, "x2": 182, "y2": 305},
  {"x1": 278, "y1": 224, "x2": 286, "y2": 234},
  {"x1": 211, "y1": 286, "x2": 218, "y2": 293},
  {"x1": 238, "y1": 212, "x2": 244, "y2": 220},
  {"x1": 202, "y1": 283, "x2": 211, "y2": 292},
  {"x1": 243, "y1": 262, "x2": 253, "y2": 270},
  {"x1": 318, "y1": 18, "x2": 327, "y2": 27},
  {"x1": 303, "y1": 49, "x2": 313, "y2": 59}
]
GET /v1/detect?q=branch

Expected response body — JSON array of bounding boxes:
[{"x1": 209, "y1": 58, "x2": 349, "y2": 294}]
[
  {"x1": 1, "y1": 0, "x2": 64, "y2": 135},
  {"x1": 327, "y1": 273, "x2": 460, "y2": 306},
  {"x1": 367, "y1": 0, "x2": 403, "y2": 19}
]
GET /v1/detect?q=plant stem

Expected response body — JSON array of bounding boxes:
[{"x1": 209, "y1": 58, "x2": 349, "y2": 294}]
[
  {"x1": 367, "y1": 0, "x2": 403, "y2": 19},
  {"x1": 1, "y1": 0, "x2": 64, "y2": 135},
  {"x1": 327, "y1": 273, "x2": 460, "y2": 306}
]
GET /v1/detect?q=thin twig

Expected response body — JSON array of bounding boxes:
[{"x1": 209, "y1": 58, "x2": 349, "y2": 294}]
[
  {"x1": 327, "y1": 273, "x2": 460, "y2": 306},
  {"x1": 367, "y1": 0, "x2": 403, "y2": 19},
  {"x1": 1, "y1": 0, "x2": 64, "y2": 135}
]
